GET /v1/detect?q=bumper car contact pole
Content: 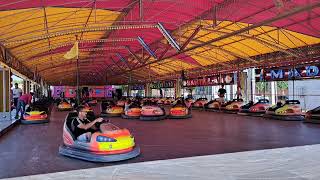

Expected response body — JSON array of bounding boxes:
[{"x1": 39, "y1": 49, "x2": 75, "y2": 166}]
[{"x1": 75, "y1": 35, "x2": 80, "y2": 106}]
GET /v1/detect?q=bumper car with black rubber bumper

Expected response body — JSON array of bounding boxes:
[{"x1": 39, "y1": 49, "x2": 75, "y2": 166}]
[
  {"x1": 122, "y1": 103, "x2": 142, "y2": 119},
  {"x1": 101, "y1": 106, "x2": 124, "y2": 117},
  {"x1": 100, "y1": 101, "x2": 123, "y2": 117},
  {"x1": 21, "y1": 108, "x2": 49, "y2": 124},
  {"x1": 304, "y1": 106, "x2": 320, "y2": 123},
  {"x1": 218, "y1": 100, "x2": 238, "y2": 112},
  {"x1": 222, "y1": 99, "x2": 244, "y2": 113},
  {"x1": 140, "y1": 105, "x2": 166, "y2": 121},
  {"x1": 205, "y1": 100, "x2": 221, "y2": 112},
  {"x1": 192, "y1": 98, "x2": 208, "y2": 109},
  {"x1": 59, "y1": 112, "x2": 140, "y2": 162},
  {"x1": 57, "y1": 102, "x2": 73, "y2": 111},
  {"x1": 167, "y1": 103, "x2": 191, "y2": 119},
  {"x1": 238, "y1": 99, "x2": 270, "y2": 116},
  {"x1": 264, "y1": 100, "x2": 304, "y2": 121}
]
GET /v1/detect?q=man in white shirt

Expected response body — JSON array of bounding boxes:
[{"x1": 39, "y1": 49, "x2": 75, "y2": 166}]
[{"x1": 12, "y1": 83, "x2": 22, "y2": 108}]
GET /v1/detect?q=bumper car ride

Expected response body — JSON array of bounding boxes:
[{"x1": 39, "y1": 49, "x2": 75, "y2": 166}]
[
  {"x1": 167, "y1": 105, "x2": 191, "y2": 119},
  {"x1": 101, "y1": 106, "x2": 123, "y2": 117},
  {"x1": 264, "y1": 100, "x2": 304, "y2": 121},
  {"x1": 224, "y1": 99, "x2": 244, "y2": 113},
  {"x1": 205, "y1": 100, "x2": 221, "y2": 112},
  {"x1": 192, "y1": 98, "x2": 208, "y2": 109},
  {"x1": 264, "y1": 103, "x2": 283, "y2": 116},
  {"x1": 122, "y1": 106, "x2": 142, "y2": 119},
  {"x1": 140, "y1": 105, "x2": 166, "y2": 121},
  {"x1": 304, "y1": 106, "x2": 320, "y2": 123},
  {"x1": 21, "y1": 111, "x2": 49, "y2": 124},
  {"x1": 219, "y1": 99, "x2": 241, "y2": 112},
  {"x1": 59, "y1": 112, "x2": 140, "y2": 162},
  {"x1": 238, "y1": 99, "x2": 270, "y2": 116},
  {"x1": 58, "y1": 102, "x2": 73, "y2": 111}
]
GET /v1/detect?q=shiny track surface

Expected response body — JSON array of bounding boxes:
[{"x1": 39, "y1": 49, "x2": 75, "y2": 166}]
[{"x1": 1, "y1": 106, "x2": 320, "y2": 178}]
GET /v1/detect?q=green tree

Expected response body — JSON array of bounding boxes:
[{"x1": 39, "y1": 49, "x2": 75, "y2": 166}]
[
  {"x1": 255, "y1": 82, "x2": 267, "y2": 94},
  {"x1": 277, "y1": 81, "x2": 288, "y2": 90},
  {"x1": 277, "y1": 81, "x2": 288, "y2": 95}
]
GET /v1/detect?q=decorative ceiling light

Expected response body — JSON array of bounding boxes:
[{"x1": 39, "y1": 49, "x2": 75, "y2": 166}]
[
  {"x1": 157, "y1": 22, "x2": 181, "y2": 52},
  {"x1": 137, "y1": 36, "x2": 157, "y2": 59}
]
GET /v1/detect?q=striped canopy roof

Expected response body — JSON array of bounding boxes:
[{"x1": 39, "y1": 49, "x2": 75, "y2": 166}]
[{"x1": 0, "y1": 0, "x2": 319, "y2": 85}]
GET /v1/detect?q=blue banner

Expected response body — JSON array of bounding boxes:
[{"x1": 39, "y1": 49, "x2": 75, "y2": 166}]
[{"x1": 255, "y1": 64, "x2": 320, "y2": 82}]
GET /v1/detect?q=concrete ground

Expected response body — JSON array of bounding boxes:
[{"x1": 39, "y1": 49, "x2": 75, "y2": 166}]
[{"x1": 5, "y1": 144, "x2": 320, "y2": 180}]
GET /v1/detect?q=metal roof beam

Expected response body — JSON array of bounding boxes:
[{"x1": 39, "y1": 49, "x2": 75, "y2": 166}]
[
  {"x1": 180, "y1": 25, "x2": 202, "y2": 50},
  {"x1": 3, "y1": 24, "x2": 157, "y2": 46},
  {"x1": 115, "y1": 1, "x2": 320, "y2": 76}
]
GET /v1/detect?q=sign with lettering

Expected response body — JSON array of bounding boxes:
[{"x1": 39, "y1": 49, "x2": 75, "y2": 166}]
[
  {"x1": 150, "y1": 81, "x2": 174, "y2": 89},
  {"x1": 131, "y1": 84, "x2": 145, "y2": 90},
  {"x1": 104, "y1": 85, "x2": 114, "y2": 98},
  {"x1": 182, "y1": 73, "x2": 235, "y2": 87},
  {"x1": 89, "y1": 86, "x2": 105, "y2": 97},
  {"x1": 52, "y1": 86, "x2": 64, "y2": 98},
  {"x1": 255, "y1": 64, "x2": 320, "y2": 82},
  {"x1": 65, "y1": 86, "x2": 76, "y2": 98}
]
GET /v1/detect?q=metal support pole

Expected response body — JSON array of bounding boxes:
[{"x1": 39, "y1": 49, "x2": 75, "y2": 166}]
[
  {"x1": 76, "y1": 57, "x2": 80, "y2": 104},
  {"x1": 139, "y1": 0, "x2": 143, "y2": 21},
  {"x1": 2, "y1": 68, "x2": 5, "y2": 113},
  {"x1": 75, "y1": 35, "x2": 80, "y2": 105},
  {"x1": 251, "y1": 68, "x2": 255, "y2": 102}
]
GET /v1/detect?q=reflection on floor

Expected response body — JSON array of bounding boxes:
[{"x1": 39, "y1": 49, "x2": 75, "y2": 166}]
[
  {"x1": 6, "y1": 144, "x2": 320, "y2": 180},
  {"x1": 2, "y1": 104, "x2": 320, "y2": 179}
]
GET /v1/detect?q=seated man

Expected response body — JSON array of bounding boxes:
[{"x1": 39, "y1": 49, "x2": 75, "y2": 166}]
[{"x1": 72, "y1": 106, "x2": 116, "y2": 142}]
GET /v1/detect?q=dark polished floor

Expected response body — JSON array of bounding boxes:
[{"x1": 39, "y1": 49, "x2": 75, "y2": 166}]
[{"x1": 1, "y1": 106, "x2": 320, "y2": 179}]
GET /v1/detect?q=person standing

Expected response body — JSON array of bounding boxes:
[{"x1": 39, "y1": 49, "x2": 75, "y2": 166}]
[
  {"x1": 15, "y1": 92, "x2": 34, "y2": 119},
  {"x1": 124, "y1": 99, "x2": 132, "y2": 112},
  {"x1": 217, "y1": 84, "x2": 226, "y2": 103},
  {"x1": 236, "y1": 86, "x2": 242, "y2": 99},
  {"x1": 12, "y1": 83, "x2": 22, "y2": 108},
  {"x1": 187, "y1": 89, "x2": 193, "y2": 99}
]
